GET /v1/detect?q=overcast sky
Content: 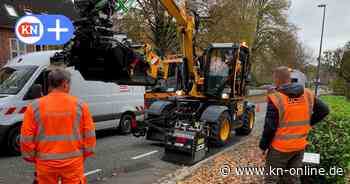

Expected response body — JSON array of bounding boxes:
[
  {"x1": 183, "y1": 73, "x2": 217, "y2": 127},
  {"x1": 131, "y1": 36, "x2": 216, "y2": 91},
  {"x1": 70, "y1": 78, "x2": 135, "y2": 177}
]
[{"x1": 288, "y1": 0, "x2": 350, "y2": 56}]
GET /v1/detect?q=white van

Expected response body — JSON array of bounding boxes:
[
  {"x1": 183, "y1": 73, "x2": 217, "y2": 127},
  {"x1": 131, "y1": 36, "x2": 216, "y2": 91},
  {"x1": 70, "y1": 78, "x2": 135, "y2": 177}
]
[{"x1": 0, "y1": 51, "x2": 145, "y2": 155}]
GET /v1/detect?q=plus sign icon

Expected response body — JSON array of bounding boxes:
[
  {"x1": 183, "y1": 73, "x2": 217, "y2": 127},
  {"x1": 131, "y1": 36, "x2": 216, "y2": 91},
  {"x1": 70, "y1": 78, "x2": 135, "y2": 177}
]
[{"x1": 15, "y1": 15, "x2": 74, "y2": 45}]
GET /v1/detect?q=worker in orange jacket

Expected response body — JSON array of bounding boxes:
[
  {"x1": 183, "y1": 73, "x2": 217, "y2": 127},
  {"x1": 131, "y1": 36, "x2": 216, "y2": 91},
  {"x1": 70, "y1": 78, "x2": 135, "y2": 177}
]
[
  {"x1": 20, "y1": 68, "x2": 96, "y2": 184},
  {"x1": 260, "y1": 66, "x2": 329, "y2": 184}
]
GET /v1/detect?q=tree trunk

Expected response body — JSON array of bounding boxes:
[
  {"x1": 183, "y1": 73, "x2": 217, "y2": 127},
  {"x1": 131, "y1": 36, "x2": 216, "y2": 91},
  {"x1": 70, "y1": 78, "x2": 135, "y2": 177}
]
[{"x1": 346, "y1": 82, "x2": 350, "y2": 100}]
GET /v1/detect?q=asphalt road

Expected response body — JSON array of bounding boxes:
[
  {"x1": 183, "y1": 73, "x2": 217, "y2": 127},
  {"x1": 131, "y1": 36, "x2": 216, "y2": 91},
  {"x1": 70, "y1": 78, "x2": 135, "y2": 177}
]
[{"x1": 0, "y1": 103, "x2": 266, "y2": 184}]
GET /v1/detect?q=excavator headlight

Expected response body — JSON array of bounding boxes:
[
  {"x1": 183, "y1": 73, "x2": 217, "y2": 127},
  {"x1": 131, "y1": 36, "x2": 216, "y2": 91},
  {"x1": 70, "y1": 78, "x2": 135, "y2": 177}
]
[{"x1": 221, "y1": 93, "x2": 229, "y2": 99}]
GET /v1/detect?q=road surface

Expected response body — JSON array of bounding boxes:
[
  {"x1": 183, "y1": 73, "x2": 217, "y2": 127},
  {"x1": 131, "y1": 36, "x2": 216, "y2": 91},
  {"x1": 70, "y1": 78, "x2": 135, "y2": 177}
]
[{"x1": 0, "y1": 103, "x2": 266, "y2": 184}]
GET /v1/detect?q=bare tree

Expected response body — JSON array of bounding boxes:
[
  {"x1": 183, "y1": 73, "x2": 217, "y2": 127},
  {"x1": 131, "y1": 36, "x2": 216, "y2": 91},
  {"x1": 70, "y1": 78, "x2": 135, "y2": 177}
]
[{"x1": 135, "y1": 0, "x2": 179, "y2": 54}]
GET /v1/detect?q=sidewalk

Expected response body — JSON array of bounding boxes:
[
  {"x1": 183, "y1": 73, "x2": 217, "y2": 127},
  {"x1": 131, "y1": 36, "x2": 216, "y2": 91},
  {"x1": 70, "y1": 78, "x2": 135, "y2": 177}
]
[{"x1": 178, "y1": 135, "x2": 264, "y2": 184}]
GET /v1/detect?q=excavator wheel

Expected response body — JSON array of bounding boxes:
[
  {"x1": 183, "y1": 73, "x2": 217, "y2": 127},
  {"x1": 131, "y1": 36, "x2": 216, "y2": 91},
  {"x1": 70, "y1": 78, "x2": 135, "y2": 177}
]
[
  {"x1": 210, "y1": 112, "x2": 232, "y2": 147},
  {"x1": 236, "y1": 110, "x2": 255, "y2": 135}
]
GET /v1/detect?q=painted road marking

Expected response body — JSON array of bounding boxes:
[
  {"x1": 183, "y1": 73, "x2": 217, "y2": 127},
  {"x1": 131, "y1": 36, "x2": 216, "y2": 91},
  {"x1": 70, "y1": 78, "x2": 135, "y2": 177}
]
[
  {"x1": 84, "y1": 169, "x2": 102, "y2": 176},
  {"x1": 131, "y1": 150, "x2": 159, "y2": 160}
]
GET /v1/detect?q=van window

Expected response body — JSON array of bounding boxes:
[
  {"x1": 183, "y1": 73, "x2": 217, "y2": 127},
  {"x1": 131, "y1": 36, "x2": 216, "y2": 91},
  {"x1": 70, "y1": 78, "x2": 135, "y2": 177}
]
[
  {"x1": 0, "y1": 66, "x2": 37, "y2": 94},
  {"x1": 32, "y1": 70, "x2": 49, "y2": 95}
]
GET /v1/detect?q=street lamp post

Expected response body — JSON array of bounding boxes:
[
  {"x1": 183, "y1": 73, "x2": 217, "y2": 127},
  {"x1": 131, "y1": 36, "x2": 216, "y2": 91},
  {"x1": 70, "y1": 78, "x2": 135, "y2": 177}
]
[{"x1": 315, "y1": 4, "x2": 326, "y2": 96}]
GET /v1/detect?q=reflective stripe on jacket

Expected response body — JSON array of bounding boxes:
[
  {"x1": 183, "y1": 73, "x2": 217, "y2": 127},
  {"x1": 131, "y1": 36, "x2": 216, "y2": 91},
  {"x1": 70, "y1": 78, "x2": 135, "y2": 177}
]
[
  {"x1": 20, "y1": 92, "x2": 96, "y2": 163},
  {"x1": 268, "y1": 89, "x2": 314, "y2": 152}
]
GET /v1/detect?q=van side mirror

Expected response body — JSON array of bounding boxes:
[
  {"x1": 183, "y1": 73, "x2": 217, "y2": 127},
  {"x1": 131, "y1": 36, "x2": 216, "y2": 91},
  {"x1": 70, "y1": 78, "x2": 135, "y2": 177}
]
[{"x1": 24, "y1": 84, "x2": 43, "y2": 100}]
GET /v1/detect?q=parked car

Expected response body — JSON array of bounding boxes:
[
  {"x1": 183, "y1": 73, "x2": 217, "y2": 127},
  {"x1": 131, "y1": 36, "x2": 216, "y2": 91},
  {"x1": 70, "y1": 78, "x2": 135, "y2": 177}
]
[{"x1": 0, "y1": 51, "x2": 144, "y2": 155}]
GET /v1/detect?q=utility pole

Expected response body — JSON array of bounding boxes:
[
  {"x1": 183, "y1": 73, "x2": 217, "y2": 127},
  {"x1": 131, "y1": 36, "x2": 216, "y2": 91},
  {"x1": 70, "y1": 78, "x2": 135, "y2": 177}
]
[{"x1": 315, "y1": 4, "x2": 326, "y2": 96}]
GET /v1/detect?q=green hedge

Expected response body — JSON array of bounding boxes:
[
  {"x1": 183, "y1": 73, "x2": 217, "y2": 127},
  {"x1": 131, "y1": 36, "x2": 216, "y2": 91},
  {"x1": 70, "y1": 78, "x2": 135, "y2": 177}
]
[
  {"x1": 307, "y1": 96, "x2": 350, "y2": 183},
  {"x1": 330, "y1": 78, "x2": 347, "y2": 96}
]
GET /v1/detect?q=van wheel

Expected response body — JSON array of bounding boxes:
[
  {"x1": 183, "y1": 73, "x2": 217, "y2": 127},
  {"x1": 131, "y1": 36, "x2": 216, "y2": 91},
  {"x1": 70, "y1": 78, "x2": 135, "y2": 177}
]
[
  {"x1": 119, "y1": 114, "x2": 133, "y2": 134},
  {"x1": 7, "y1": 125, "x2": 21, "y2": 156}
]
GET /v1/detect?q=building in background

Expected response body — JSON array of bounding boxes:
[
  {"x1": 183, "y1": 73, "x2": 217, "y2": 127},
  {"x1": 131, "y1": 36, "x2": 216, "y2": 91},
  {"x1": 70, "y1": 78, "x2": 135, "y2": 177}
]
[{"x1": 0, "y1": 0, "x2": 77, "y2": 67}]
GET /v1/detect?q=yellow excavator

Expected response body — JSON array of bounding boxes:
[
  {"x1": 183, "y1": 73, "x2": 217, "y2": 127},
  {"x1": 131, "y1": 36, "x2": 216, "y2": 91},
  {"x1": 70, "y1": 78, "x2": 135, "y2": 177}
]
[
  {"x1": 142, "y1": 43, "x2": 182, "y2": 108},
  {"x1": 52, "y1": 0, "x2": 255, "y2": 164},
  {"x1": 132, "y1": 0, "x2": 256, "y2": 163}
]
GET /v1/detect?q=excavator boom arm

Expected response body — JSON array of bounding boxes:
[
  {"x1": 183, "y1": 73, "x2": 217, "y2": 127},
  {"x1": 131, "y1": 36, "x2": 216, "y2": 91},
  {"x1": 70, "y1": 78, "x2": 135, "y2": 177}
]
[
  {"x1": 159, "y1": 0, "x2": 187, "y2": 26},
  {"x1": 159, "y1": 0, "x2": 195, "y2": 78}
]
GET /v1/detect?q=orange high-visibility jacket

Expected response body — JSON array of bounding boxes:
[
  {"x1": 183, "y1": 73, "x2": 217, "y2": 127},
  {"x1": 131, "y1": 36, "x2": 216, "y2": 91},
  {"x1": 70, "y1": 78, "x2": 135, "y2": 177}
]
[
  {"x1": 20, "y1": 92, "x2": 96, "y2": 165},
  {"x1": 268, "y1": 89, "x2": 314, "y2": 152}
]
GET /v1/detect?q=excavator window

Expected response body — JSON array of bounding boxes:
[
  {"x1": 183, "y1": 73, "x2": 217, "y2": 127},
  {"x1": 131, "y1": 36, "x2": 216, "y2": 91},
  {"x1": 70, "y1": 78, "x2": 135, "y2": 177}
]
[
  {"x1": 205, "y1": 48, "x2": 235, "y2": 97},
  {"x1": 209, "y1": 50, "x2": 229, "y2": 77},
  {"x1": 236, "y1": 46, "x2": 250, "y2": 96},
  {"x1": 145, "y1": 62, "x2": 178, "y2": 93}
]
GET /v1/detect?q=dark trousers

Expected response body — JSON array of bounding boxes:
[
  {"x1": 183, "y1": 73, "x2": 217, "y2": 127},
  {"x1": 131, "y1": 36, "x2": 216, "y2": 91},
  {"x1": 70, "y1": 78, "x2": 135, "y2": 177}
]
[{"x1": 265, "y1": 147, "x2": 304, "y2": 184}]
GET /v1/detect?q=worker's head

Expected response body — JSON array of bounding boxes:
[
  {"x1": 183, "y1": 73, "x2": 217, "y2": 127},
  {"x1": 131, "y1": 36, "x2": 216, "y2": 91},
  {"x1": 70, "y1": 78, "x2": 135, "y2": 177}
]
[
  {"x1": 48, "y1": 68, "x2": 71, "y2": 93},
  {"x1": 273, "y1": 66, "x2": 291, "y2": 87}
]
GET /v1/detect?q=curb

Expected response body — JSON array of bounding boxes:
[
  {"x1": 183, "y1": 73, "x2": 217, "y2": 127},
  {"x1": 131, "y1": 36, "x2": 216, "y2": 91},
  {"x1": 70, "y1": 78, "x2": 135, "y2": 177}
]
[
  {"x1": 157, "y1": 102, "x2": 266, "y2": 184},
  {"x1": 156, "y1": 137, "x2": 252, "y2": 184},
  {"x1": 186, "y1": 137, "x2": 252, "y2": 177}
]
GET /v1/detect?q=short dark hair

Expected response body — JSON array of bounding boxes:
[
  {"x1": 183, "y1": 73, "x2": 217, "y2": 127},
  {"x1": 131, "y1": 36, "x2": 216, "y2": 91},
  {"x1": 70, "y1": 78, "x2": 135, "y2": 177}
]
[{"x1": 48, "y1": 68, "x2": 71, "y2": 89}]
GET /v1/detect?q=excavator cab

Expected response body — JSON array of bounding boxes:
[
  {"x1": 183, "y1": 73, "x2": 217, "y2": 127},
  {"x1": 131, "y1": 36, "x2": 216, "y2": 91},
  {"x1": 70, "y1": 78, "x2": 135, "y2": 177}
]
[
  {"x1": 203, "y1": 43, "x2": 250, "y2": 98},
  {"x1": 144, "y1": 60, "x2": 181, "y2": 109}
]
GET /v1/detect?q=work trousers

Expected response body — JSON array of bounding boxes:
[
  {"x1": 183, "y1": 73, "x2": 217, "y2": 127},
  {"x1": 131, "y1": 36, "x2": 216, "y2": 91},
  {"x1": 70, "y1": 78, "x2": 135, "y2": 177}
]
[
  {"x1": 264, "y1": 147, "x2": 304, "y2": 184},
  {"x1": 35, "y1": 163, "x2": 86, "y2": 184}
]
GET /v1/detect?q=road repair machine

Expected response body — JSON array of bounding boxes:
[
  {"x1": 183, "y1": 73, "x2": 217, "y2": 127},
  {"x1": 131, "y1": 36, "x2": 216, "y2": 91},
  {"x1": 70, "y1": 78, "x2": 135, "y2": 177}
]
[
  {"x1": 135, "y1": 42, "x2": 255, "y2": 164},
  {"x1": 51, "y1": 0, "x2": 255, "y2": 164}
]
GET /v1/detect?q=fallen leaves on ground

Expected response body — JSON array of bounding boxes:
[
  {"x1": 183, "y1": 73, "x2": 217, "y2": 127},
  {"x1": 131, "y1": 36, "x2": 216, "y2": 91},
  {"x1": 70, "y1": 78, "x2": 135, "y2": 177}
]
[{"x1": 180, "y1": 135, "x2": 264, "y2": 184}]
